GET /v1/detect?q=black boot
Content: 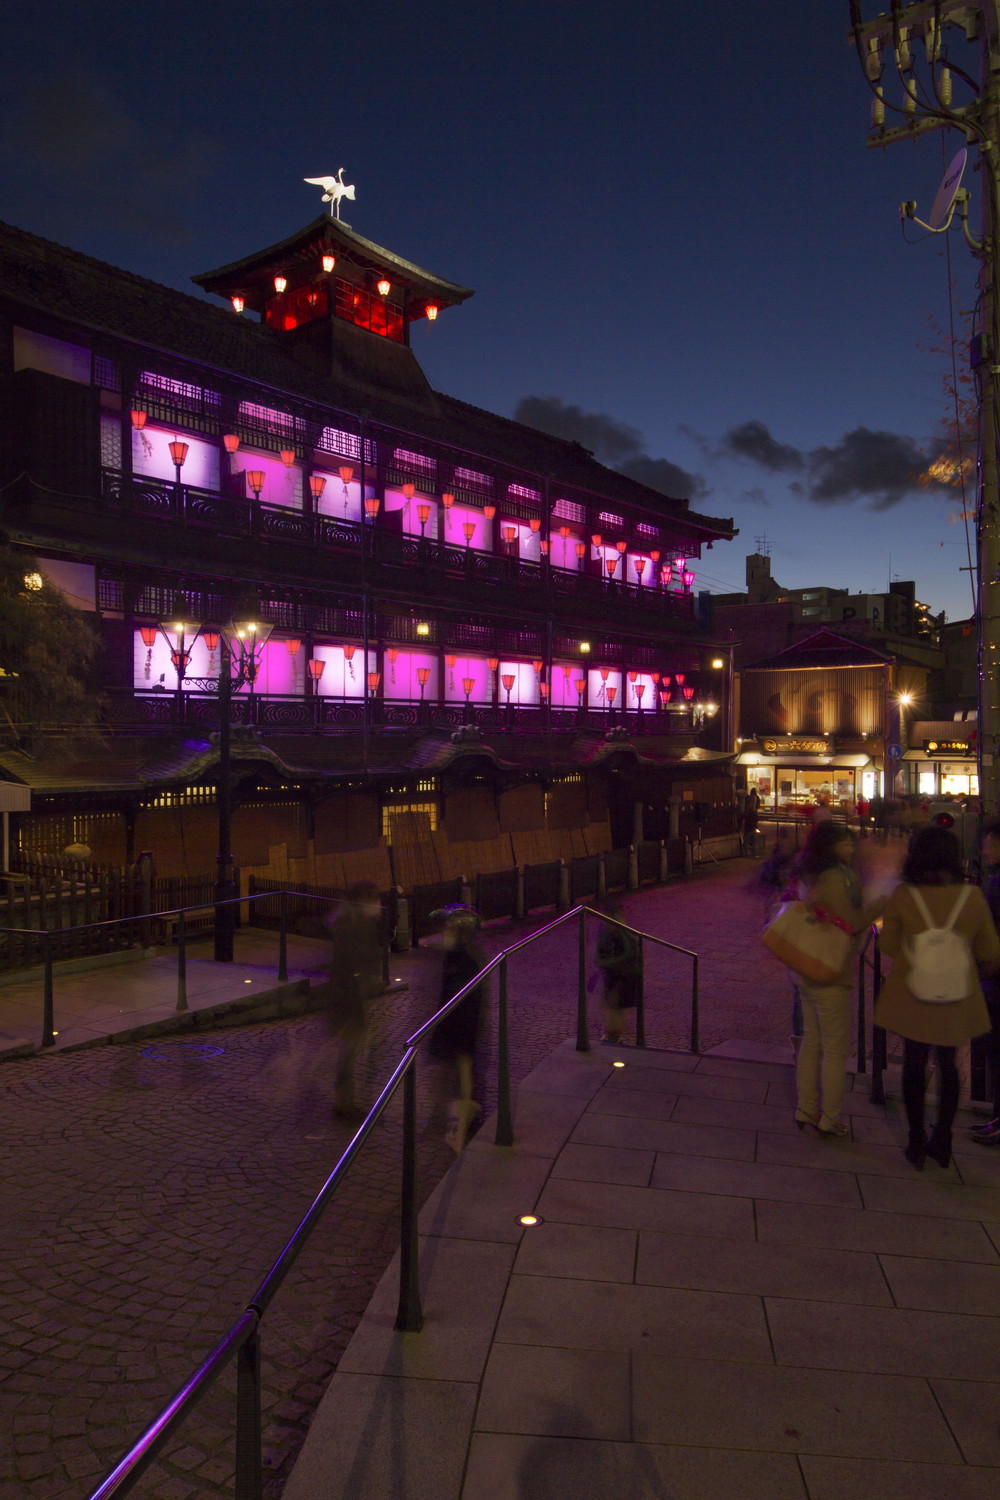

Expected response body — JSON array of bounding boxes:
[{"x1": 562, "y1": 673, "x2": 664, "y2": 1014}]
[
  {"x1": 904, "y1": 1134, "x2": 926, "y2": 1171},
  {"x1": 925, "y1": 1128, "x2": 952, "y2": 1168}
]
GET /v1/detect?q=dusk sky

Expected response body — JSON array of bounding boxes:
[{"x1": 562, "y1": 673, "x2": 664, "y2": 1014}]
[{"x1": 0, "y1": 2, "x2": 983, "y2": 621}]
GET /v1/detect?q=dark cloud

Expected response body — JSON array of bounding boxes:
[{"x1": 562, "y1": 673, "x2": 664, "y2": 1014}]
[
  {"x1": 721, "y1": 417, "x2": 955, "y2": 511},
  {"x1": 799, "y1": 427, "x2": 952, "y2": 511},
  {"x1": 513, "y1": 396, "x2": 706, "y2": 499},
  {"x1": 740, "y1": 487, "x2": 770, "y2": 507},
  {"x1": 721, "y1": 420, "x2": 803, "y2": 473},
  {"x1": 17, "y1": 72, "x2": 217, "y2": 244}
]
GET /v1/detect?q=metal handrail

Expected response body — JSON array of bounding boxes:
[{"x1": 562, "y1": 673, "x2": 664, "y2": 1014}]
[{"x1": 84, "y1": 901, "x2": 699, "y2": 1499}]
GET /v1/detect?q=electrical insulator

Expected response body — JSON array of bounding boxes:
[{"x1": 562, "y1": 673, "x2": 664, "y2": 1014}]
[
  {"x1": 872, "y1": 90, "x2": 885, "y2": 128},
  {"x1": 865, "y1": 39, "x2": 882, "y2": 83},
  {"x1": 896, "y1": 30, "x2": 912, "y2": 71},
  {"x1": 904, "y1": 88, "x2": 916, "y2": 115},
  {"x1": 940, "y1": 66, "x2": 952, "y2": 107},
  {"x1": 924, "y1": 20, "x2": 940, "y2": 63}
]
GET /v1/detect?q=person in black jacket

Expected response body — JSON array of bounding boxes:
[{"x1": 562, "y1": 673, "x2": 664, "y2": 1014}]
[
  {"x1": 428, "y1": 904, "x2": 488, "y2": 1151},
  {"x1": 971, "y1": 820, "x2": 1000, "y2": 1145}
]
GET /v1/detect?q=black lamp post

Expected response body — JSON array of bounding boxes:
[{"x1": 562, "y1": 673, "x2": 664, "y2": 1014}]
[
  {"x1": 213, "y1": 600, "x2": 273, "y2": 962},
  {"x1": 158, "y1": 595, "x2": 201, "y2": 725}
]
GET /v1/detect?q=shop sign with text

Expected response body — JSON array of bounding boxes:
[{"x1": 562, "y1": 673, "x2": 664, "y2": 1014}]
[{"x1": 758, "y1": 736, "x2": 828, "y2": 755}]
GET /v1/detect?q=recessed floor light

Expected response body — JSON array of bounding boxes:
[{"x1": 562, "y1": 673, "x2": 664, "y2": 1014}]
[
  {"x1": 519, "y1": 1214, "x2": 542, "y2": 1227},
  {"x1": 612, "y1": 1060, "x2": 625, "y2": 1069}
]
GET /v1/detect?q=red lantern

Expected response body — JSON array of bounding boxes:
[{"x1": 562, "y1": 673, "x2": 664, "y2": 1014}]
[
  {"x1": 338, "y1": 464, "x2": 354, "y2": 485},
  {"x1": 650, "y1": 549, "x2": 660, "y2": 563},
  {"x1": 441, "y1": 491, "x2": 455, "y2": 509},
  {"x1": 377, "y1": 278, "x2": 391, "y2": 297},
  {"x1": 279, "y1": 448, "x2": 296, "y2": 467},
  {"x1": 309, "y1": 474, "x2": 327, "y2": 502},
  {"x1": 130, "y1": 409, "x2": 147, "y2": 430},
  {"x1": 590, "y1": 533, "x2": 602, "y2": 547},
  {"x1": 273, "y1": 275, "x2": 287, "y2": 294},
  {"x1": 616, "y1": 539, "x2": 627, "y2": 554},
  {"x1": 483, "y1": 504, "x2": 496, "y2": 521},
  {"x1": 575, "y1": 541, "x2": 586, "y2": 559},
  {"x1": 487, "y1": 657, "x2": 499, "y2": 672},
  {"x1": 322, "y1": 254, "x2": 336, "y2": 273},
  {"x1": 231, "y1": 296, "x2": 244, "y2": 313},
  {"x1": 308, "y1": 658, "x2": 325, "y2": 681},
  {"x1": 606, "y1": 686, "x2": 617, "y2": 705},
  {"x1": 529, "y1": 517, "x2": 541, "y2": 532},
  {"x1": 367, "y1": 671, "x2": 381, "y2": 692},
  {"x1": 402, "y1": 481, "x2": 416, "y2": 498},
  {"x1": 223, "y1": 433, "x2": 240, "y2": 454},
  {"x1": 245, "y1": 470, "x2": 265, "y2": 498},
  {"x1": 683, "y1": 686, "x2": 695, "y2": 700},
  {"x1": 558, "y1": 525, "x2": 570, "y2": 539},
  {"x1": 285, "y1": 638, "x2": 301, "y2": 657},
  {"x1": 365, "y1": 495, "x2": 381, "y2": 519},
  {"x1": 628, "y1": 671, "x2": 638, "y2": 683},
  {"x1": 168, "y1": 439, "x2": 189, "y2": 469},
  {"x1": 574, "y1": 677, "x2": 586, "y2": 697},
  {"x1": 606, "y1": 557, "x2": 618, "y2": 578}
]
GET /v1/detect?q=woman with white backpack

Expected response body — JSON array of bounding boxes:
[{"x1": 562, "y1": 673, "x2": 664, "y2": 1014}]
[{"x1": 877, "y1": 825, "x2": 1000, "y2": 1171}]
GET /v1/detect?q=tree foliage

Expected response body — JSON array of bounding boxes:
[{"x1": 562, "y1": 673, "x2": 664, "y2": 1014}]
[{"x1": 0, "y1": 544, "x2": 103, "y2": 752}]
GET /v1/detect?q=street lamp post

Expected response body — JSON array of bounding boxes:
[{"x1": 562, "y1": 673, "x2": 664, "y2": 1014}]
[
  {"x1": 214, "y1": 601, "x2": 273, "y2": 962},
  {"x1": 158, "y1": 595, "x2": 201, "y2": 726}
]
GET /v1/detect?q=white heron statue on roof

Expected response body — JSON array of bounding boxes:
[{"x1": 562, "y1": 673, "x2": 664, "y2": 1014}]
[{"x1": 304, "y1": 169, "x2": 356, "y2": 220}]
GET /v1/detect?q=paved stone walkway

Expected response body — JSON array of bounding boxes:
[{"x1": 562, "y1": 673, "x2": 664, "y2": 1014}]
[
  {"x1": 285, "y1": 1040, "x2": 1000, "y2": 1500},
  {"x1": 0, "y1": 845, "x2": 911, "y2": 1499}
]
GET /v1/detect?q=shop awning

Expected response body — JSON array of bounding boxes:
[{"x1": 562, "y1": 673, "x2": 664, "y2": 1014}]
[{"x1": 737, "y1": 751, "x2": 872, "y2": 768}]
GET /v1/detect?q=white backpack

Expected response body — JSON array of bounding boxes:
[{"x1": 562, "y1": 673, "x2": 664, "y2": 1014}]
[{"x1": 905, "y1": 885, "x2": 974, "y2": 1003}]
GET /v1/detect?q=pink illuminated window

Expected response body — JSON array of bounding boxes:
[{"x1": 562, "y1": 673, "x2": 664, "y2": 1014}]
[
  {"x1": 384, "y1": 488, "x2": 439, "y2": 539},
  {"x1": 132, "y1": 426, "x2": 220, "y2": 491},
  {"x1": 496, "y1": 661, "x2": 539, "y2": 706},
  {"x1": 443, "y1": 655, "x2": 491, "y2": 704},
  {"x1": 309, "y1": 645, "x2": 375, "y2": 698},
  {"x1": 231, "y1": 448, "x2": 302, "y2": 509},
  {"x1": 384, "y1": 649, "x2": 439, "y2": 701},
  {"x1": 588, "y1": 667, "x2": 623, "y2": 708}
]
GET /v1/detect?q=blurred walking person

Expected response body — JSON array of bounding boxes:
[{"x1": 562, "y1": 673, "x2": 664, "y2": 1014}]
[
  {"x1": 325, "y1": 881, "x2": 384, "y2": 1119},
  {"x1": 878, "y1": 825, "x2": 1000, "y2": 1170},
  {"x1": 428, "y1": 904, "x2": 488, "y2": 1151},
  {"x1": 595, "y1": 900, "x2": 641, "y2": 1044},
  {"x1": 792, "y1": 822, "x2": 881, "y2": 1137}
]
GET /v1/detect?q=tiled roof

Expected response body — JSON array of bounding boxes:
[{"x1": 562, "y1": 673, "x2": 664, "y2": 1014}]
[
  {"x1": 0, "y1": 219, "x2": 734, "y2": 540},
  {"x1": 0, "y1": 725, "x2": 727, "y2": 795},
  {"x1": 745, "y1": 629, "x2": 893, "y2": 671}
]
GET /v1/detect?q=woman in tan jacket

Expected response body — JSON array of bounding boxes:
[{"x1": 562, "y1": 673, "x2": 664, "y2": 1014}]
[
  {"x1": 877, "y1": 825, "x2": 1000, "y2": 1170},
  {"x1": 792, "y1": 822, "x2": 882, "y2": 1138}
]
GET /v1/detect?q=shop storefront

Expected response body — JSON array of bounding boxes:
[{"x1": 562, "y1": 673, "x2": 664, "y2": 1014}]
[
  {"x1": 903, "y1": 731, "x2": 978, "y2": 799},
  {"x1": 737, "y1": 737, "x2": 876, "y2": 814}
]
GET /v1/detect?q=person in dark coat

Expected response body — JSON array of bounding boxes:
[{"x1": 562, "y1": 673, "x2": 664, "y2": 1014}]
[
  {"x1": 428, "y1": 904, "x2": 488, "y2": 1151},
  {"x1": 742, "y1": 786, "x2": 761, "y2": 856},
  {"x1": 971, "y1": 820, "x2": 1000, "y2": 1145},
  {"x1": 325, "y1": 881, "x2": 384, "y2": 1118}
]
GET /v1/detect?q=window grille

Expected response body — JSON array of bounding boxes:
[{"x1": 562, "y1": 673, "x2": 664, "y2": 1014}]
[
  {"x1": 453, "y1": 465, "x2": 493, "y2": 492},
  {"x1": 100, "y1": 416, "x2": 122, "y2": 469},
  {"x1": 141, "y1": 371, "x2": 222, "y2": 412},
  {"x1": 636, "y1": 522, "x2": 658, "y2": 537},
  {"x1": 98, "y1": 577, "x2": 125, "y2": 612},
  {"x1": 552, "y1": 498, "x2": 586, "y2": 522},
  {"x1": 237, "y1": 400, "x2": 297, "y2": 441},
  {"x1": 317, "y1": 427, "x2": 363, "y2": 462},
  {"x1": 394, "y1": 448, "x2": 436, "y2": 474},
  {"x1": 146, "y1": 787, "x2": 217, "y2": 808},
  {"x1": 92, "y1": 355, "x2": 120, "y2": 390},
  {"x1": 599, "y1": 511, "x2": 624, "y2": 527},
  {"x1": 334, "y1": 279, "x2": 403, "y2": 342},
  {"x1": 508, "y1": 482, "x2": 542, "y2": 504}
]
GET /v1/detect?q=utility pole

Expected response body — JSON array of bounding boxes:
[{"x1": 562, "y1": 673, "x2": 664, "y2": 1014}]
[{"x1": 848, "y1": 2, "x2": 1000, "y2": 817}]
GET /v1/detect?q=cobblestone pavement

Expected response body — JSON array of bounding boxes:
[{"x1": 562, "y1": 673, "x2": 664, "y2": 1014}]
[{"x1": 0, "y1": 842, "x2": 906, "y2": 1499}]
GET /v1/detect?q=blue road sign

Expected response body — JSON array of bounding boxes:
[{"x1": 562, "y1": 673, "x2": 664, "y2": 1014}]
[{"x1": 887, "y1": 743, "x2": 902, "y2": 759}]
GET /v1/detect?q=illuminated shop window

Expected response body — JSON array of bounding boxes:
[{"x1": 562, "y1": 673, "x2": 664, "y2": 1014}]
[{"x1": 381, "y1": 801, "x2": 439, "y2": 838}]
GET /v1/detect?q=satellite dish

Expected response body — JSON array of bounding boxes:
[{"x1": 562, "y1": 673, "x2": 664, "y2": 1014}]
[{"x1": 929, "y1": 147, "x2": 967, "y2": 230}]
